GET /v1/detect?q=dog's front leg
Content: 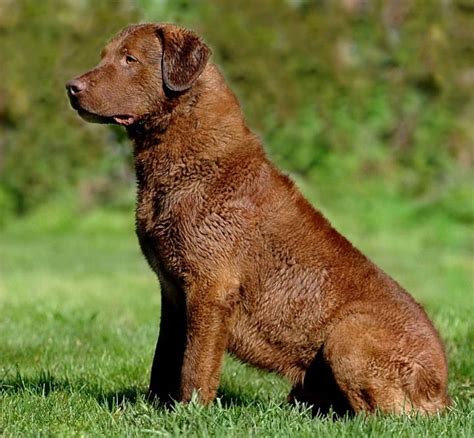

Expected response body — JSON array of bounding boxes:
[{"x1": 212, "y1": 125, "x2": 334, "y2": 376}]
[
  {"x1": 148, "y1": 277, "x2": 187, "y2": 405},
  {"x1": 179, "y1": 280, "x2": 237, "y2": 404}
]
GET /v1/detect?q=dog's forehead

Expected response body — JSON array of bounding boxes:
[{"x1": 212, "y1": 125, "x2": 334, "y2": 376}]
[{"x1": 102, "y1": 24, "x2": 161, "y2": 58}]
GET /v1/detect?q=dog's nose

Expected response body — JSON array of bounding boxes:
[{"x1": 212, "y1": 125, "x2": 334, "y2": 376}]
[{"x1": 66, "y1": 79, "x2": 87, "y2": 96}]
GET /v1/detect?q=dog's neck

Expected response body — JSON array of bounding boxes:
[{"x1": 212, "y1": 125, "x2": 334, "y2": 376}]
[
  {"x1": 130, "y1": 64, "x2": 261, "y2": 189},
  {"x1": 130, "y1": 66, "x2": 248, "y2": 150}
]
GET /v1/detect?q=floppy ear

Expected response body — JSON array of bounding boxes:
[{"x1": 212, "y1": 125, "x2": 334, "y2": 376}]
[{"x1": 156, "y1": 24, "x2": 211, "y2": 92}]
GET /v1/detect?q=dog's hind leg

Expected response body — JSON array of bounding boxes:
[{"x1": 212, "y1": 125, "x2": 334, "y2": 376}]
[
  {"x1": 287, "y1": 349, "x2": 353, "y2": 417},
  {"x1": 323, "y1": 314, "x2": 449, "y2": 414}
]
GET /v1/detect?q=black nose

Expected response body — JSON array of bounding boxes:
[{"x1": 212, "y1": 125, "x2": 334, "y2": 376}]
[{"x1": 66, "y1": 79, "x2": 86, "y2": 96}]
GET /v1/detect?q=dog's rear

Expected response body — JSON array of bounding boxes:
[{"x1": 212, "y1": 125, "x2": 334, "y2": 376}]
[{"x1": 66, "y1": 23, "x2": 450, "y2": 415}]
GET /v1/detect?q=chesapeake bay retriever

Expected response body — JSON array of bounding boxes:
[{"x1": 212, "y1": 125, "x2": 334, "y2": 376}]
[{"x1": 66, "y1": 23, "x2": 450, "y2": 415}]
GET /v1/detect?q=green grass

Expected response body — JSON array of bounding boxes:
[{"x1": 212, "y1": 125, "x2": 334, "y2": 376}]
[{"x1": 0, "y1": 183, "x2": 473, "y2": 436}]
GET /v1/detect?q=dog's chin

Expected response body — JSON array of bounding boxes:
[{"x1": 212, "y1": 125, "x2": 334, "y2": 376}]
[{"x1": 77, "y1": 109, "x2": 111, "y2": 124}]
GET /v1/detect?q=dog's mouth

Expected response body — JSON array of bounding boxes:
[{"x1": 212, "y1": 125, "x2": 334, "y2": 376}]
[
  {"x1": 75, "y1": 108, "x2": 136, "y2": 126},
  {"x1": 75, "y1": 109, "x2": 109, "y2": 124},
  {"x1": 68, "y1": 94, "x2": 136, "y2": 126}
]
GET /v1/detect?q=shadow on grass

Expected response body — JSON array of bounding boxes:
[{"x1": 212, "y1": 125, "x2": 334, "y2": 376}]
[
  {"x1": 0, "y1": 369, "x2": 348, "y2": 419},
  {"x1": 0, "y1": 370, "x2": 264, "y2": 409},
  {"x1": 216, "y1": 385, "x2": 268, "y2": 408},
  {"x1": 98, "y1": 387, "x2": 145, "y2": 410},
  {"x1": 0, "y1": 370, "x2": 77, "y2": 396},
  {"x1": 0, "y1": 369, "x2": 146, "y2": 409}
]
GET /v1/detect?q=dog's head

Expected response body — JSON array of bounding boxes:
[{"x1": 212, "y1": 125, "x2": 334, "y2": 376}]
[{"x1": 66, "y1": 23, "x2": 211, "y2": 126}]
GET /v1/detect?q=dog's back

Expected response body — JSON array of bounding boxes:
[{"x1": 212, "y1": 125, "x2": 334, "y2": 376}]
[{"x1": 223, "y1": 161, "x2": 450, "y2": 414}]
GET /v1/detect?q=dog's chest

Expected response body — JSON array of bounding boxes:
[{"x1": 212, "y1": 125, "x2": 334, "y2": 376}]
[{"x1": 135, "y1": 185, "x2": 203, "y2": 277}]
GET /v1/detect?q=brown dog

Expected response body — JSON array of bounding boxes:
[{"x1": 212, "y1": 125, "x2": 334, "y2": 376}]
[{"x1": 66, "y1": 23, "x2": 450, "y2": 415}]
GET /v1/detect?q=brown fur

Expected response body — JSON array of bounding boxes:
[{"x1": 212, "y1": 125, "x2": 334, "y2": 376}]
[{"x1": 66, "y1": 23, "x2": 450, "y2": 415}]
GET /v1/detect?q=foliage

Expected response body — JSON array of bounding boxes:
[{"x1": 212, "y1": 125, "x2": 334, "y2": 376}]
[
  {"x1": 140, "y1": 0, "x2": 473, "y2": 197},
  {"x1": 0, "y1": 0, "x2": 138, "y2": 218},
  {"x1": 0, "y1": 0, "x2": 473, "y2": 222}
]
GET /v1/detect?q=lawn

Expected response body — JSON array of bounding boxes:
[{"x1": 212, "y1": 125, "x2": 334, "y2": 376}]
[{"x1": 0, "y1": 183, "x2": 472, "y2": 436}]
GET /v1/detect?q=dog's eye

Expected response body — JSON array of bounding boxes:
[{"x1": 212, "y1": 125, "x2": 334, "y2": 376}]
[{"x1": 125, "y1": 55, "x2": 138, "y2": 64}]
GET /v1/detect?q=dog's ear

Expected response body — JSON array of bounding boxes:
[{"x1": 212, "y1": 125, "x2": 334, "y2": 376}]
[{"x1": 156, "y1": 24, "x2": 211, "y2": 92}]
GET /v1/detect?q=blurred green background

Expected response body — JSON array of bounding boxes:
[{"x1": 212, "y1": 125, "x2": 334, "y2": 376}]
[{"x1": 0, "y1": 0, "x2": 473, "y2": 222}]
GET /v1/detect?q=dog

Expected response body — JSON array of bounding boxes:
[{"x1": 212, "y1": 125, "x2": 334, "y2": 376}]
[{"x1": 66, "y1": 23, "x2": 450, "y2": 415}]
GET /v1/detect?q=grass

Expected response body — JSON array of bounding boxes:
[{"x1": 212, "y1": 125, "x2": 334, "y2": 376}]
[{"x1": 0, "y1": 180, "x2": 473, "y2": 436}]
